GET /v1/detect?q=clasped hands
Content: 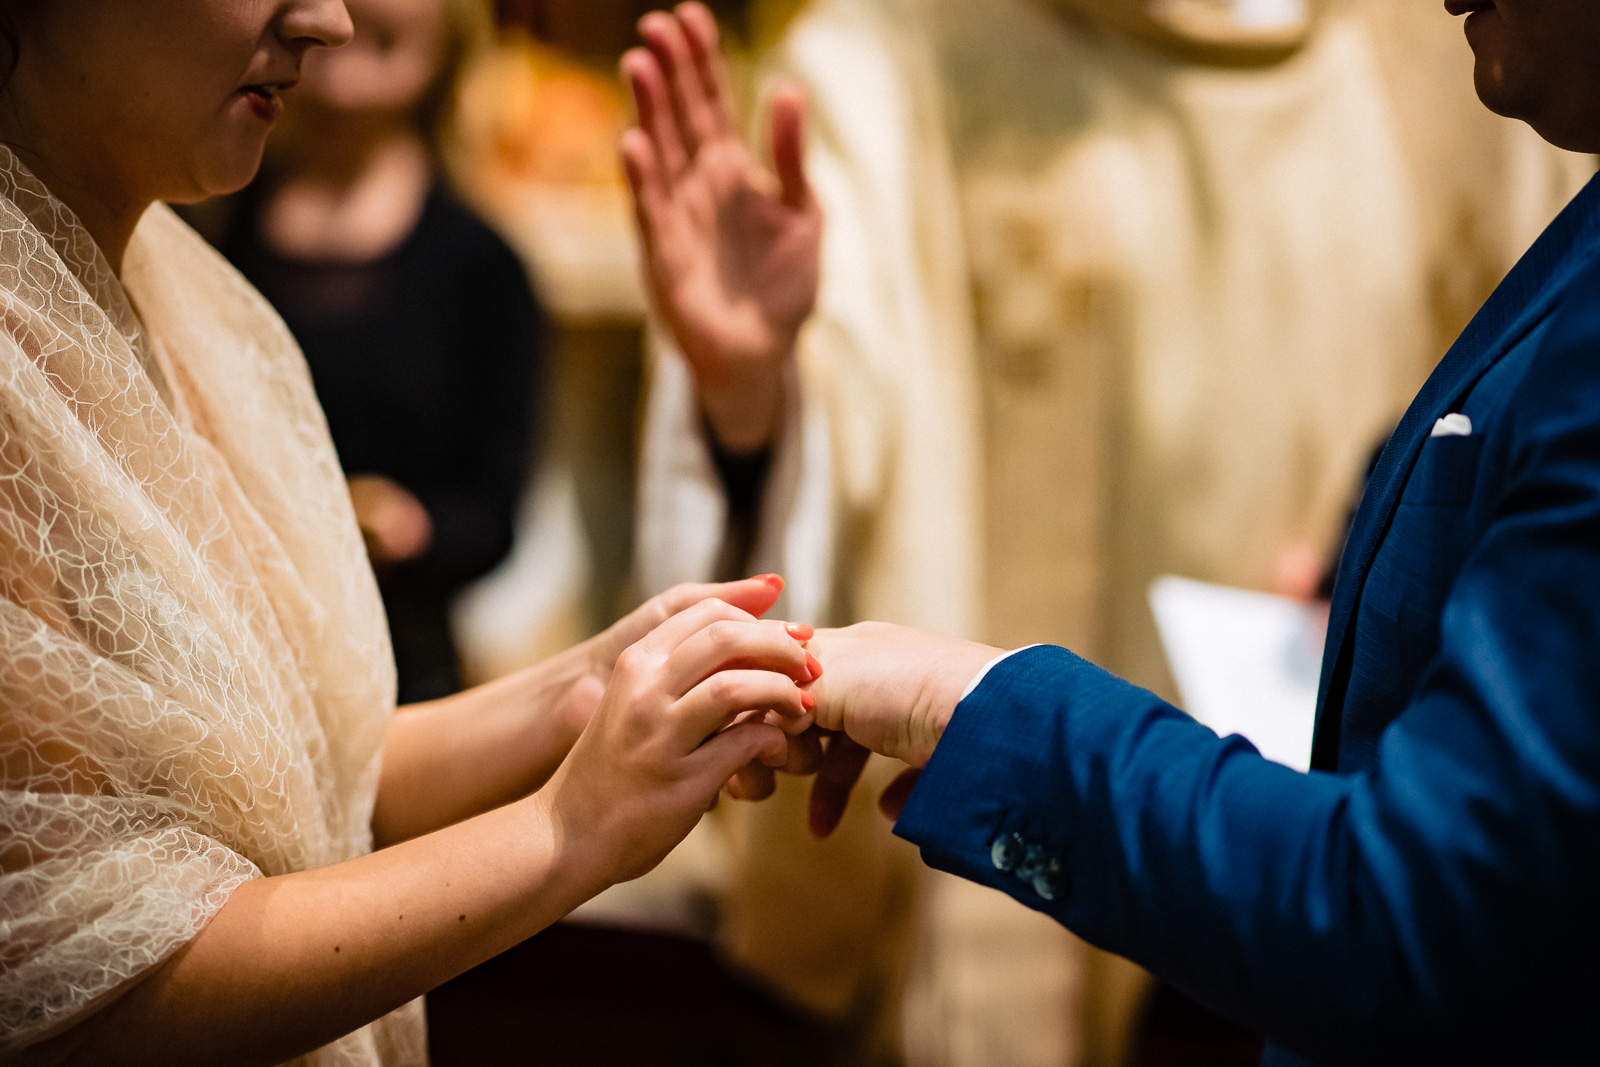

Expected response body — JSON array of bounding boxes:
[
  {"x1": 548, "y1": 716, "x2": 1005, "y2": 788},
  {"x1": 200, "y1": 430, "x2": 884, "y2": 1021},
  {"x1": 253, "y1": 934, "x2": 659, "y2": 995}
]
[
  {"x1": 588, "y1": 578, "x2": 998, "y2": 851},
  {"x1": 535, "y1": 572, "x2": 994, "y2": 893}
]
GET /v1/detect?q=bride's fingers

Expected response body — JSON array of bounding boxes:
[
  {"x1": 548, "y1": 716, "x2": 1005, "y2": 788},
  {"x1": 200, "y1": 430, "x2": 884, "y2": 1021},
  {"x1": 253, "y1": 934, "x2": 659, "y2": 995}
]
[
  {"x1": 612, "y1": 575, "x2": 783, "y2": 655},
  {"x1": 658, "y1": 574, "x2": 784, "y2": 623},
  {"x1": 807, "y1": 733, "x2": 872, "y2": 838},
  {"x1": 638, "y1": 12, "x2": 719, "y2": 157},
  {"x1": 686, "y1": 720, "x2": 788, "y2": 793},
  {"x1": 663, "y1": 618, "x2": 813, "y2": 694},
  {"x1": 676, "y1": 2, "x2": 733, "y2": 136},
  {"x1": 673, "y1": 669, "x2": 812, "y2": 741},
  {"x1": 622, "y1": 45, "x2": 689, "y2": 180},
  {"x1": 635, "y1": 596, "x2": 758, "y2": 660}
]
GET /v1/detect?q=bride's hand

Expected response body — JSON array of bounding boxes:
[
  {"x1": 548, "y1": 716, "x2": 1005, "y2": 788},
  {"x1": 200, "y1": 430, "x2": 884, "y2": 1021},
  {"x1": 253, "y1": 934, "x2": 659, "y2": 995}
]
[
  {"x1": 568, "y1": 573, "x2": 791, "y2": 717},
  {"x1": 577, "y1": 577, "x2": 827, "y2": 802},
  {"x1": 802, "y1": 623, "x2": 1000, "y2": 837},
  {"x1": 540, "y1": 596, "x2": 818, "y2": 886},
  {"x1": 620, "y1": 2, "x2": 822, "y2": 453}
]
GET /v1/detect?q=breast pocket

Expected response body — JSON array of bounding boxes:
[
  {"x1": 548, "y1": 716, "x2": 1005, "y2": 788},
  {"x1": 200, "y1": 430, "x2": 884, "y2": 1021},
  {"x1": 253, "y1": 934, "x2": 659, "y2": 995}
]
[{"x1": 1401, "y1": 434, "x2": 1487, "y2": 508}]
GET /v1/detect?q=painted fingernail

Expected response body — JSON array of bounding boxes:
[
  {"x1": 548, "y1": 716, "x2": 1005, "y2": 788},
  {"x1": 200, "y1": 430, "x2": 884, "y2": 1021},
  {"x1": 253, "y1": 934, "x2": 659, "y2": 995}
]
[
  {"x1": 756, "y1": 573, "x2": 784, "y2": 588},
  {"x1": 805, "y1": 652, "x2": 822, "y2": 679},
  {"x1": 785, "y1": 621, "x2": 814, "y2": 641},
  {"x1": 801, "y1": 691, "x2": 816, "y2": 712}
]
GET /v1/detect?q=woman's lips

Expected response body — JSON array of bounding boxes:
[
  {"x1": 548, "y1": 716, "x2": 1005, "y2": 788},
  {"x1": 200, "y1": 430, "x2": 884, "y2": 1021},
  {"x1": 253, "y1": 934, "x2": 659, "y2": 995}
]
[{"x1": 239, "y1": 84, "x2": 287, "y2": 123}]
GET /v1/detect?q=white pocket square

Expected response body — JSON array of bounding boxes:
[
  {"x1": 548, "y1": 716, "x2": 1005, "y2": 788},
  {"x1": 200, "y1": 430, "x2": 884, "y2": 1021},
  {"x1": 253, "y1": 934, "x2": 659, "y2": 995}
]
[{"x1": 1431, "y1": 413, "x2": 1473, "y2": 438}]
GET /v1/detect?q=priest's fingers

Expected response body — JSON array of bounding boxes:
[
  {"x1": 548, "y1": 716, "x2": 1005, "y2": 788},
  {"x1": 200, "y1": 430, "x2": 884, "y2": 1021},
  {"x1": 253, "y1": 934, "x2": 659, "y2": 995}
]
[
  {"x1": 638, "y1": 11, "x2": 720, "y2": 156},
  {"x1": 677, "y1": 2, "x2": 734, "y2": 137},
  {"x1": 807, "y1": 733, "x2": 872, "y2": 838},
  {"x1": 664, "y1": 617, "x2": 813, "y2": 694},
  {"x1": 621, "y1": 127, "x2": 667, "y2": 254},
  {"x1": 622, "y1": 45, "x2": 688, "y2": 180},
  {"x1": 767, "y1": 86, "x2": 811, "y2": 211},
  {"x1": 878, "y1": 767, "x2": 922, "y2": 821}
]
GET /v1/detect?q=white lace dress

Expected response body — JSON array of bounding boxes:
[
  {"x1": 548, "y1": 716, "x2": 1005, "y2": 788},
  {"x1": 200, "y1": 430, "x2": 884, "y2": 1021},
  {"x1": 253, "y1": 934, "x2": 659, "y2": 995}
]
[{"x1": 0, "y1": 149, "x2": 426, "y2": 1065}]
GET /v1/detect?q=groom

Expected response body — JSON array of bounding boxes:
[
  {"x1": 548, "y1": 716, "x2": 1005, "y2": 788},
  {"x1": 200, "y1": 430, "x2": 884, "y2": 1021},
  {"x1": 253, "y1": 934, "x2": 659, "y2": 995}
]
[
  {"x1": 793, "y1": 2, "x2": 1600, "y2": 1063},
  {"x1": 623, "y1": 0, "x2": 1600, "y2": 1063}
]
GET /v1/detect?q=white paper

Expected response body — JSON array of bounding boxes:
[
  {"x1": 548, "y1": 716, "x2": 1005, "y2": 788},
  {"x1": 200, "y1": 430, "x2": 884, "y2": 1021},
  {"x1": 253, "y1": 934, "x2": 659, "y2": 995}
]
[{"x1": 1149, "y1": 575, "x2": 1323, "y2": 771}]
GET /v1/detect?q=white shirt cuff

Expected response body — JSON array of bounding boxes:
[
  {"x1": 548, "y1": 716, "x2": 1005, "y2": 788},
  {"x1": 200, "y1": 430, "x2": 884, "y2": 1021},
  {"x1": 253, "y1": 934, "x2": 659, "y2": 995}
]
[{"x1": 959, "y1": 645, "x2": 1045, "y2": 701}]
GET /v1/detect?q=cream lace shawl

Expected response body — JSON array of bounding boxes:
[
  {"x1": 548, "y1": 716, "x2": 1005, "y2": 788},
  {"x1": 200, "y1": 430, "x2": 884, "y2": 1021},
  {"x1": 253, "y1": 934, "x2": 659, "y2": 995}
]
[{"x1": 0, "y1": 149, "x2": 424, "y2": 1064}]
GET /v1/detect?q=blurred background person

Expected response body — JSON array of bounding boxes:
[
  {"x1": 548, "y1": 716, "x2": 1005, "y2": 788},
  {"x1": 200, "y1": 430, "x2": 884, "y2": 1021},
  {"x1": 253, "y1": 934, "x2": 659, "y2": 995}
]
[
  {"x1": 206, "y1": 0, "x2": 544, "y2": 706},
  {"x1": 623, "y1": 1, "x2": 1594, "y2": 1066}
]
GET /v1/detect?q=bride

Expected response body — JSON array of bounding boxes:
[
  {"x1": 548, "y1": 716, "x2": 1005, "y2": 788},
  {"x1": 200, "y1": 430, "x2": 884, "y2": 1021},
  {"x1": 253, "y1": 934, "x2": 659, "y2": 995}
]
[{"x1": 0, "y1": 2, "x2": 819, "y2": 1063}]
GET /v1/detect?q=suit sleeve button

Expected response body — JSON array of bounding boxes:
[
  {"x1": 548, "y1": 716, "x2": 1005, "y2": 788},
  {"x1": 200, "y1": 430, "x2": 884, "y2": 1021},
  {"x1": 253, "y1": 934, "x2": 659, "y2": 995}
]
[
  {"x1": 1016, "y1": 844, "x2": 1047, "y2": 881},
  {"x1": 990, "y1": 832, "x2": 1025, "y2": 871},
  {"x1": 1032, "y1": 859, "x2": 1062, "y2": 901}
]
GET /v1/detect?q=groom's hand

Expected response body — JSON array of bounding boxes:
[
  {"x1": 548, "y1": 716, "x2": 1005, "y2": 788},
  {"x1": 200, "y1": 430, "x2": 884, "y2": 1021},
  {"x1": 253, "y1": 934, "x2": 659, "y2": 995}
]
[
  {"x1": 802, "y1": 624, "x2": 999, "y2": 836},
  {"x1": 620, "y1": 2, "x2": 822, "y2": 453}
]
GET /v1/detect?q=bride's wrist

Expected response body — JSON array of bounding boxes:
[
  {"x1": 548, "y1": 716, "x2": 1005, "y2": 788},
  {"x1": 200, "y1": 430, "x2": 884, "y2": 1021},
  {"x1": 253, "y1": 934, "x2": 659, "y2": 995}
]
[{"x1": 517, "y1": 787, "x2": 616, "y2": 910}]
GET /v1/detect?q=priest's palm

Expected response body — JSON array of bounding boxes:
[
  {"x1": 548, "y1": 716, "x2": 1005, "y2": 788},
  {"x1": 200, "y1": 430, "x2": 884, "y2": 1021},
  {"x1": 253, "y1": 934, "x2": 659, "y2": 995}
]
[{"x1": 621, "y1": 3, "x2": 821, "y2": 451}]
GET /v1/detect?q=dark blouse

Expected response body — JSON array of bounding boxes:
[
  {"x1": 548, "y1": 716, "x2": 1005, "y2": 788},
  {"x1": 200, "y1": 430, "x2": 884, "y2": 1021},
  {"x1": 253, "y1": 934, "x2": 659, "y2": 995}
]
[{"x1": 219, "y1": 184, "x2": 545, "y2": 703}]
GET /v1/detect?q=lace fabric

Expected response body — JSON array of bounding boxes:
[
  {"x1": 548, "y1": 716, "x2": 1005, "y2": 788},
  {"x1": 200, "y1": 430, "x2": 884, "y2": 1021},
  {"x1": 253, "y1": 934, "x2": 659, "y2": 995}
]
[{"x1": 0, "y1": 148, "x2": 425, "y2": 1064}]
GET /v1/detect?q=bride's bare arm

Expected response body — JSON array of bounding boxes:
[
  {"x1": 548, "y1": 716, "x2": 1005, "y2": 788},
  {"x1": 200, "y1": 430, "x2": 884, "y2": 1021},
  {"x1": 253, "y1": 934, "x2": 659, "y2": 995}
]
[
  {"x1": 371, "y1": 574, "x2": 791, "y2": 845},
  {"x1": 31, "y1": 597, "x2": 814, "y2": 1067}
]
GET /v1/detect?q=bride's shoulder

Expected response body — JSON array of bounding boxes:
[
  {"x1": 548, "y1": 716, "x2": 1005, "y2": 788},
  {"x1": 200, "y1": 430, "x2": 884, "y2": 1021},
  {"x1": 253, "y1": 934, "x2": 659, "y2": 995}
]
[{"x1": 125, "y1": 203, "x2": 291, "y2": 343}]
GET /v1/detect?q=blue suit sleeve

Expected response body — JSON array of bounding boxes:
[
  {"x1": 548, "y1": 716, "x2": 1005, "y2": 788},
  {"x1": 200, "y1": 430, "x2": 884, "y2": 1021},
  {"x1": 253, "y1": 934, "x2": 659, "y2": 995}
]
[{"x1": 896, "y1": 305, "x2": 1600, "y2": 1064}]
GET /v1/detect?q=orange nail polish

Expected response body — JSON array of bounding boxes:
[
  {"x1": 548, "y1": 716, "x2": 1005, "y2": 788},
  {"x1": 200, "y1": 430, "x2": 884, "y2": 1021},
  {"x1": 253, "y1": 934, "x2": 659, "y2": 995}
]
[
  {"x1": 805, "y1": 652, "x2": 822, "y2": 679},
  {"x1": 756, "y1": 573, "x2": 783, "y2": 588},
  {"x1": 785, "y1": 621, "x2": 815, "y2": 641},
  {"x1": 801, "y1": 691, "x2": 816, "y2": 712}
]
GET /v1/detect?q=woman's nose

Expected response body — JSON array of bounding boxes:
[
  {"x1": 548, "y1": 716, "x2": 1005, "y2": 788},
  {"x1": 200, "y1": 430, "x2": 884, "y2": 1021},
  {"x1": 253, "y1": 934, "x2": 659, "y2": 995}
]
[{"x1": 281, "y1": 0, "x2": 356, "y2": 49}]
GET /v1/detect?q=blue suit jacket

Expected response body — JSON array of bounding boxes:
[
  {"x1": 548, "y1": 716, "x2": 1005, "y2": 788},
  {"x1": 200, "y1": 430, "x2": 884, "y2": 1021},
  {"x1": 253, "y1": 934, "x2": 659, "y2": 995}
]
[{"x1": 896, "y1": 174, "x2": 1600, "y2": 1066}]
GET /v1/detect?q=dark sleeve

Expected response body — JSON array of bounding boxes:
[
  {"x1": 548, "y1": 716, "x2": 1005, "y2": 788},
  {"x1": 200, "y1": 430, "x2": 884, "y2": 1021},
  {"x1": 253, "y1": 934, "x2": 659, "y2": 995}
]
[
  {"x1": 895, "y1": 304, "x2": 1600, "y2": 1064},
  {"x1": 704, "y1": 427, "x2": 773, "y2": 580},
  {"x1": 410, "y1": 224, "x2": 545, "y2": 589}
]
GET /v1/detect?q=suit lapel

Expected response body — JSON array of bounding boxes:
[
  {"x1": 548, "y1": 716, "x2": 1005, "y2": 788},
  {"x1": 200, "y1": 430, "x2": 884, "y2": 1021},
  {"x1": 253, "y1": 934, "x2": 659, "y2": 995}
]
[{"x1": 1310, "y1": 174, "x2": 1600, "y2": 769}]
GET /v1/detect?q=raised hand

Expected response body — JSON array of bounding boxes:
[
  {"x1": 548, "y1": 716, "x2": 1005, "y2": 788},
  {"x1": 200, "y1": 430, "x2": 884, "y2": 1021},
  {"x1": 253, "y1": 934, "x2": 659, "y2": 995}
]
[{"x1": 620, "y1": 2, "x2": 822, "y2": 453}]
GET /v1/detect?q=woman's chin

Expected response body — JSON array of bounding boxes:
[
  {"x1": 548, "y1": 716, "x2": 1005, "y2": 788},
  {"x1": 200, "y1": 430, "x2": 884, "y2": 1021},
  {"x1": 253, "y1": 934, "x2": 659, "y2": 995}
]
[{"x1": 173, "y1": 143, "x2": 270, "y2": 205}]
